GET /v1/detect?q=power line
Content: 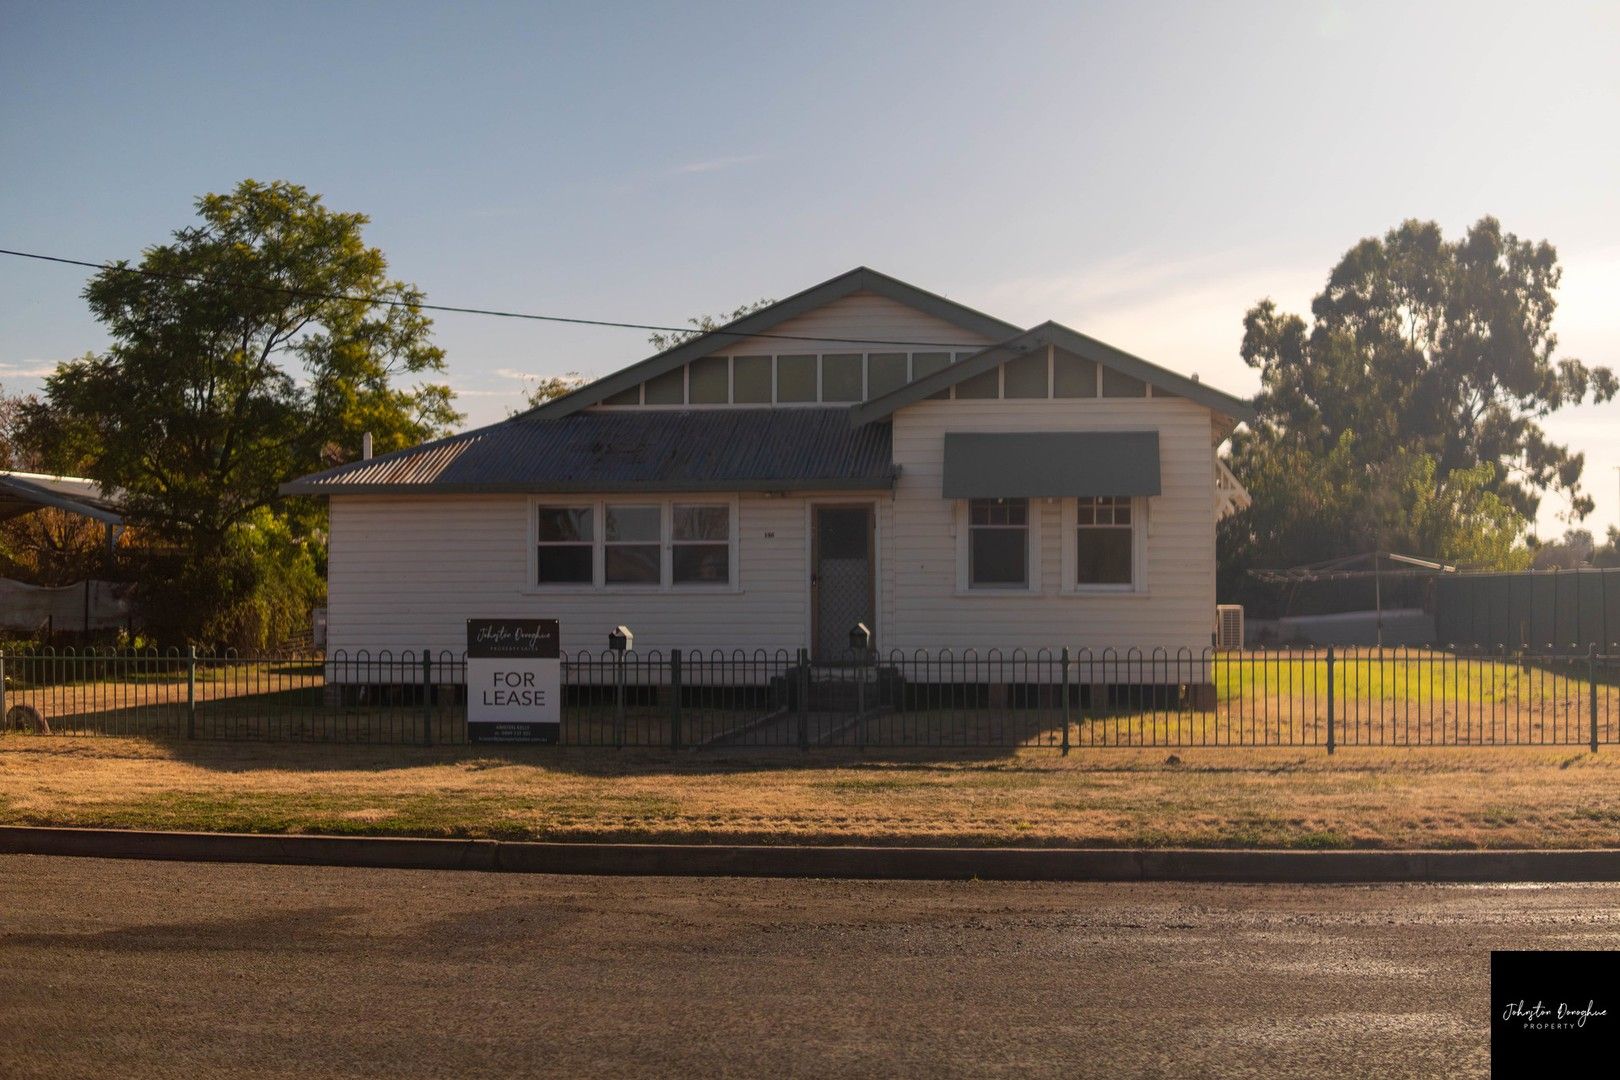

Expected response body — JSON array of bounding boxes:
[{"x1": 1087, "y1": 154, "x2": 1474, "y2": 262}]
[{"x1": 0, "y1": 246, "x2": 997, "y2": 351}]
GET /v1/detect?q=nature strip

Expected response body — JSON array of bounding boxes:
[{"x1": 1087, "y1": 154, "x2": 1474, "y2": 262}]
[{"x1": 6, "y1": 826, "x2": 1620, "y2": 882}]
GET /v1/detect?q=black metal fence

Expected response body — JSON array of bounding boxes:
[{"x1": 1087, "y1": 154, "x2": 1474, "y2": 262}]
[{"x1": 4, "y1": 644, "x2": 1620, "y2": 752}]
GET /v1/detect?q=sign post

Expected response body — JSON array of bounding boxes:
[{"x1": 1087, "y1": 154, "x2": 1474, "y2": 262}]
[{"x1": 466, "y1": 618, "x2": 560, "y2": 744}]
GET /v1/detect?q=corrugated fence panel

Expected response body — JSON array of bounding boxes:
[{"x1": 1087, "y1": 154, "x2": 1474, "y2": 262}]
[{"x1": 1434, "y1": 568, "x2": 1620, "y2": 653}]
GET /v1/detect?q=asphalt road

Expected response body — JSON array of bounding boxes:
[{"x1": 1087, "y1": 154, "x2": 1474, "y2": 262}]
[{"x1": 5, "y1": 856, "x2": 1620, "y2": 1078}]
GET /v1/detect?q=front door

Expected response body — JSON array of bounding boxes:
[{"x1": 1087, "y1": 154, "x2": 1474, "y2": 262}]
[{"x1": 811, "y1": 505, "x2": 875, "y2": 660}]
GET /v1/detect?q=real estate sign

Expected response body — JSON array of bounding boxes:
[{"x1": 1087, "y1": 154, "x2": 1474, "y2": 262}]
[{"x1": 466, "y1": 618, "x2": 560, "y2": 743}]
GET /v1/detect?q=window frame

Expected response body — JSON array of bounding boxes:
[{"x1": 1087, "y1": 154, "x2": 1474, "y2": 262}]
[
  {"x1": 602, "y1": 502, "x2": 664, "y2": 586},
  {"x1": 526, "y1": 496, "x2": 740, "y2": 593},
  {"x1": 955, "y1": 497, "x2": 1040, "y2": 594},
  {"x1": 670, "y1": 502, "x2": 734, "y2": 586},
  {"x1": 1062, "y1": 495, "x2": 1148, "y2": 594},
  {"x1": 531, "y1": 501, "x2": 599, "y2": 590}
]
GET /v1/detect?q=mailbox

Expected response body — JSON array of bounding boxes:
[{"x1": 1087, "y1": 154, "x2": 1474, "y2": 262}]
[
  {"x1": 848, "y1": 622, "x2": 872, "y2": 653},
  {"x1": 608, "y1": 625, "x2": 634, "y2": 654}
]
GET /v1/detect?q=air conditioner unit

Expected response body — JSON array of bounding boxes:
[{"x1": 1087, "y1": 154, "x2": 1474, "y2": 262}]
[{"x1": 1215, "y1": 604, "x2": 1244, "y2": 650}]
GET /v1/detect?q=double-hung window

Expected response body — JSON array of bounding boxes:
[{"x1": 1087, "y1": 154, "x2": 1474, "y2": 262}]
[
  {"x1": 604, "y1": 505, "x2": 661, "y2": 584},
  {"x1": 672, "y1": 504, "x2": 730, "y2": 584},
  {"x1": 534, "y1": 501, "x2": 733, "y2": 588},
  {"x1": 535, "y1": 506, "x2": 594, "y2": 584},
  {"x1": 967, "y1": 497, "x2": 1029, "y2": 589},
  {"x1": 1074, "y1": 496, "x2": 1136, "y2": 587}
]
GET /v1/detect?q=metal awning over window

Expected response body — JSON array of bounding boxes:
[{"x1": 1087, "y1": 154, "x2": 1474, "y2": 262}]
[{"x1": 941, "y1": 431, "x2": 1160, "y2": 499}]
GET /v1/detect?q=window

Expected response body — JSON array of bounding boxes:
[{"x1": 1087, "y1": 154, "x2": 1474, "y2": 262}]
[
  {"x1": 1075, "y1": 496, "x2": 1135, "y2": 587},
  {"x1": 688, "y1": 356, "x2": 729, "y2": 403},
  {"x1": 1053, "y1": 348, "x2": 1098, "y2": 397},
  {"x1": 672, "y1": 504, "x2": 730, "y2": 584},
  {"x1": 867, "y1": 353, "x2": 908, "y2": 398},
  {"x1": 955, "y1": 367, "x2": 1000, "y2": 399},
  {"x1": 534, "y1": 500, "x2": 733, "y2": 590},
  {"x1": 604, "y1": 504, "x2": 660, "y2": 584},
  {"x1": 643, "y1": 367, "x2": 685, "y2": 404},
  {"x1": 968, "y1": 498, "x2": 1028, "y2": 588},
  {"x1": 1002, "y1": 349, "x2": 1049, "y2": 398},
  {"x1": 1101, "y1": 368, "x2": 1147, "y2": 397},
  {"x1": 536, "y1": 506, "x2": 594, "y2": 584},
  {"x1": 914, "y1": 352, "x2": 951, "y2": 399},
  {"x1": 733, "y1": 356, "x2": 772, "y2": 402},
  {"x1": 821, "y1": 353, "x2": 863, "y2": 401},
  {"x1": 776, "y1": 355, "x2": 816, "y2": 402}
]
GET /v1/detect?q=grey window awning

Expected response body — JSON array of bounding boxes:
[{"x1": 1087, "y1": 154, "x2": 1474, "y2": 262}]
[{"x1": 941, "y1": 432, "x2": 1161, "y2": 499}]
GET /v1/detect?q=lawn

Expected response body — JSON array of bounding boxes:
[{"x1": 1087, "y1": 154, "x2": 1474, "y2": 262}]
[{"x1": 5, "y1": 734, "x2": 1620, "y2": 849}]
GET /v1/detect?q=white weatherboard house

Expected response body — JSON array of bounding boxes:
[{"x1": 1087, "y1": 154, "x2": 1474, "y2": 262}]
[{"x1": 283, "y1": 268, "x2": 1254, "y2": 678}]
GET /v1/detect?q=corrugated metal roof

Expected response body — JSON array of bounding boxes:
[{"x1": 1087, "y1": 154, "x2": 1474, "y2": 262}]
[
  {"x1": 280, "y1": 408, "x2": 896, "y2": 495},
  {"x1": 0, "y1": 470, "x2": 123, "y2": 524}
]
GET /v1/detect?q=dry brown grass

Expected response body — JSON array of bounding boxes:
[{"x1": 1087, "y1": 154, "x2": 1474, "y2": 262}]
[{"x1": 5, "y1": 734, "x2": 1620, "y2": 849}]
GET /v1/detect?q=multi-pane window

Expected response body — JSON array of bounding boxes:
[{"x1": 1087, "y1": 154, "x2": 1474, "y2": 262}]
[
  {"x1": 672, "y1": 504, "x2": 730, "y2": 584},
  {"x1": 536, "y1": 506, "x2": 594, "y2": 584},
  {"x1": 968, "y1": 498, "x2": 1028, "y2": 588},
  {"x1": 604, "y1": 505, "x2": 660, "y2": 584},
  {"x1": 536, "y1": 502, "x2": 732, "y2": 587},
  {"x1": 1075, "y1": 496, "x2": 1134, "y2": 586}
]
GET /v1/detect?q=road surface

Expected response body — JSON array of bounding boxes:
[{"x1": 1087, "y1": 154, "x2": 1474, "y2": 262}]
[{"x1": 5, "y1": 855, "x2": 1618, "y2": 1078}]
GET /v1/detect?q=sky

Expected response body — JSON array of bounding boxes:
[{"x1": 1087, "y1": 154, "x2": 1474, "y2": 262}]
[{"x1": 3, "y1": 0, "x2": 1618, "y2": 538}]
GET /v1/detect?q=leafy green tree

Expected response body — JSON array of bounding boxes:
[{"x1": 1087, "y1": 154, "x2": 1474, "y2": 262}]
[
  {"x1": 513, "y1": 371, "x2": 585, "y2": 414},
  {"x1": 23, "y1": 179, "x2": 461, "y2": 550},
  {"x1": 19, "y1": 180, "x2": 460, "y2": 646},
  {"x1": 1222, "y1": 216, "x2": 1605, "y2": 602},
  {"x1": 0, "y1": 383, "x2": 30, "y2": 470},
  {"x1": 1239, "y1": 216, "x2": 1614, "y2": 522}
]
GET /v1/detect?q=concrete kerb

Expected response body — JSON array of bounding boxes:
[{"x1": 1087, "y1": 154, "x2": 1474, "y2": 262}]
[{"x1": 6, "y1": 826, "x2": 1620, "y2": 882}]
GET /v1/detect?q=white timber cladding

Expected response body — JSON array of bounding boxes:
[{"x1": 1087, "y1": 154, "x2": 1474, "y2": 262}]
[
  {"x1": 326, "y1": 491, "x2": 858, "y2": 658},
  {"x1": 886, "y1": 396, "x2": 1216, "y2": 655},
  {"x1": 717, "y1": 290, "x2": 992, "y2": 355},
  {"x1": 325, "y1": 396, "x2": 1215, "y2": 660}
]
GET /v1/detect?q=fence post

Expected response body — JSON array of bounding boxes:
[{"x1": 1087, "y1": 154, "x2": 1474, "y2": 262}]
[
  {"x1": 1590, "y1": 642, "x2": 1600, "y2": 754},
  {"x1": 0, "y1": 650, "x2": 7, "y2": 729},
  {"x1": 1325, "y1": 645, "x2": 1335, "y2": 755},
  {"x1": 421, "y1": 650, "x2": 434, "y2": 748},
  {"x1": 186, "y1": 645, "x2": 197, "y2": 740},
  {"x1": 614, "y1": 651, "x2": 626, "y2": 750},
  {"x1": 670, "y1": 648, "x2": 683, "y2": 751},
  {"x1": 1060, "y1": 647, "x2": 1071, "y2": 756},
  {"x1": 797, "y1": 647, "x2": 810, "y2": 750}
]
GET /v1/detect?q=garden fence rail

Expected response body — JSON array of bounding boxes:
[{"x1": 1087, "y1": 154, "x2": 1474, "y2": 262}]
[{"x1": 3, "y1": 644, "x2": 1619, "y2": 753}]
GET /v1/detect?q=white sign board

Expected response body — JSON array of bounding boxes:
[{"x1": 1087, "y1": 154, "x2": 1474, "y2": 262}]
[{"x1": 467, "y1": 618, "x2": 560, "y2": 743}]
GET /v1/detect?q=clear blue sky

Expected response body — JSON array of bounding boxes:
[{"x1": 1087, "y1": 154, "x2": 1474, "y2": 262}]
[{"x1": 4, "y1": 1, "x2": 1618, "y2": 537}]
